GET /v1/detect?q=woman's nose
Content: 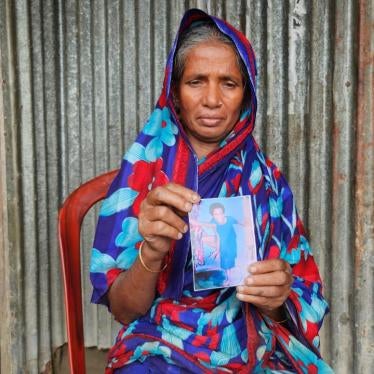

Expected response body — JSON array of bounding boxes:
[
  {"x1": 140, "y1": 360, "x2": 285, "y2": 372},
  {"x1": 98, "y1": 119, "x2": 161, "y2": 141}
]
[{"x1": 202, "y1": 83, "x2": 222, "y2": 108}]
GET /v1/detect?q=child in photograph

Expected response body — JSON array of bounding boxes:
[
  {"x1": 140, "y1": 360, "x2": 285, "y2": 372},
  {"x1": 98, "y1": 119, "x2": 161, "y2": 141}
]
[{"x1": 209, "y1": 202, "x2": 239, "y2": 285}]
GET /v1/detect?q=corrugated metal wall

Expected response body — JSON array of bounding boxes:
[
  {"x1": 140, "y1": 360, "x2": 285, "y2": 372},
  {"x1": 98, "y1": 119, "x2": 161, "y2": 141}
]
[{"x1": 0, "y1": 0, "x2": 372, "y2": 373}]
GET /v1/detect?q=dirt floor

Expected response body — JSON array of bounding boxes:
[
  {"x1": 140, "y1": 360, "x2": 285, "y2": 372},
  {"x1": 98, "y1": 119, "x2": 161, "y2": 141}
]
[{"x1": 43, "y1": 344, "x2": 108, "y2": 373}]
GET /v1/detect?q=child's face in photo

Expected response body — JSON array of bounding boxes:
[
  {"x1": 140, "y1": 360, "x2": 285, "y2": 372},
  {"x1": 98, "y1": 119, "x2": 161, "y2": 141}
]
[{"x1": 212, "y1": 208, "x2": 225, "y2": 224}]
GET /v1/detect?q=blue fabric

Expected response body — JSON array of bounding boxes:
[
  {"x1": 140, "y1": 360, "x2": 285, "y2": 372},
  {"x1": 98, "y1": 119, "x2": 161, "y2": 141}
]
[{"x1": 212, "y1": 216, "x2": 238, "y2": 269}]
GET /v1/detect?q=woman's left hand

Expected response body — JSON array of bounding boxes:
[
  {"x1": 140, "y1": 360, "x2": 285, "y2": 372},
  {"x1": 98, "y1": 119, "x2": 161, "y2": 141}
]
[{"x1": 236, "y1": 259, "x2": 293, "y2": 319}]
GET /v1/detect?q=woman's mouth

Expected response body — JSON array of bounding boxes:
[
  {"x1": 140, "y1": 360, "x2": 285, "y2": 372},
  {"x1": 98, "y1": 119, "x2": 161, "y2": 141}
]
[{"x1": 198, "y1": 117, "x2": 223, "y2": 126}]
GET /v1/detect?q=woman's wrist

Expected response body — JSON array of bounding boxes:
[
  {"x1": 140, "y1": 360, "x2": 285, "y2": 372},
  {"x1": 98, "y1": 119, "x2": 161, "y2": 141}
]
[
  {"x1": 258, "y1": 305, "x2": 288, "y2": 323},
  {"x1": 138, "y1": 241, "x2": 167, "y2": 273}
]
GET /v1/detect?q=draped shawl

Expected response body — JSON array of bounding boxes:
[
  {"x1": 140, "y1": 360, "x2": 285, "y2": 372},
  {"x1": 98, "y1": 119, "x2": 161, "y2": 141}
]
[{"x1": 90, "y1": 9, "x2": 332, "y2": 374}]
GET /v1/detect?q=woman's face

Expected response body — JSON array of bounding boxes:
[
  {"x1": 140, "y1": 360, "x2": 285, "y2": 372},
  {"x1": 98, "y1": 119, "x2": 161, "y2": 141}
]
[
  {"x1": 212, "y1": 207, "x2": 226, "y2": 224},
  {"x1": 176, "y1": 41, "x2": 245, "y2": 158}
]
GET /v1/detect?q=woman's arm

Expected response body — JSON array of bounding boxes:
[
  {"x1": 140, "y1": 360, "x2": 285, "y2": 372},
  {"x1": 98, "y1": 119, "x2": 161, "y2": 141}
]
[
  {"x1": 108, "y1": 183, "x2": 200, "y2": 324},
  {"x1": 108, "y1": 241, "x2": 167, "y2": 324}
]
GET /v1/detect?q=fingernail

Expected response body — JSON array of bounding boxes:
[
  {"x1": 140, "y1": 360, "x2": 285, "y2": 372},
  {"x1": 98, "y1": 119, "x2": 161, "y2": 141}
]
[
  {"x1": 237, "y1": 286, "x2": 244, "y2": 293},
  {"x1": 249, "y1": 265, "x2": 256, "y2": 272},
  {"x1": 184, "y1": 202, "x2": 192, "y2": 211},
  {"x1": 246, "y1": 277, "x2": 254, "y2": 285},
  {"x1": 177, "y1": 232, "x2": 182, "y2": 239},
  {"x1": 191, "y1": 193, "x2": 200, "y2": 202},
  {"x1": 183, "y1": 225, "x2": 188, "y2": 233}
]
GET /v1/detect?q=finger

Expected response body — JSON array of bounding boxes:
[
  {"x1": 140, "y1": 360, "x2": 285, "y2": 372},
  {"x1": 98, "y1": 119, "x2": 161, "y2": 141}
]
[
  {"x1": 164, "y1": 184, "x2": 201, "y2": 216},
  {"x1": 249, "y1": 259, "x2": 291, "y2": 274},
  {"x1": 147, "y1": 184, "x2": 200, "y2": 213},
  {"x1": 237, "y1": 285, "x2": 291, "y2": 298},
  {"x1": 244, "y1": 271, "x2": 293, "y2": 287},
  {"x1": 164, "y1": 183, "x2": 201, "y2": 203},
  {"x1": 142, "y1": 219, "x2": 184, "y2": 241},
  {"x1": 143, "y1": 205, "x2": 188, "y2": 234}
]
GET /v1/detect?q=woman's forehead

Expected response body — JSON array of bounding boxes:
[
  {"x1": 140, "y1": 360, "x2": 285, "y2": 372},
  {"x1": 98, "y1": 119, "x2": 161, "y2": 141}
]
[{"x1": 182, "y1": 42, "x2": 241, "y2": 76}]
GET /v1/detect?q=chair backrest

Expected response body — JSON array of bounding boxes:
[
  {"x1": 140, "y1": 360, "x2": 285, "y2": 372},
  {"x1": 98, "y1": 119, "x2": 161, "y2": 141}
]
[{"x1": 58, "y1": 169, "x2": 119, "y2": 374}]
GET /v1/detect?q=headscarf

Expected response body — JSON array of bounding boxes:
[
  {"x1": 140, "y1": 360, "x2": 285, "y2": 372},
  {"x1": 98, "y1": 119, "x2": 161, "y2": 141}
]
[{"x1": 90, "y1": 9, "x2": 332, "y2": 373}]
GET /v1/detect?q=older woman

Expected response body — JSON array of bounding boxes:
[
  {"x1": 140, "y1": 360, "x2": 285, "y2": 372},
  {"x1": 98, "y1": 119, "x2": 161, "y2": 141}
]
[{"x1": 90, "y1": 9, "x2": 332, "y2": 373}]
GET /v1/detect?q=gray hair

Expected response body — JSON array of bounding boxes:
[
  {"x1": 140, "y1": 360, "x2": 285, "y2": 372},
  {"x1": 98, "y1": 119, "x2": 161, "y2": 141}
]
[{"x1": 172, "y1": 23, "x2": 248, "y2": 88}]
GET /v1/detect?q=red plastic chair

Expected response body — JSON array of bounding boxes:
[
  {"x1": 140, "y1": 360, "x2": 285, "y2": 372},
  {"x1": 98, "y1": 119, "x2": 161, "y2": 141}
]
[{"x1": 58, "y1": 169, "x2": 119, "y2": 374}]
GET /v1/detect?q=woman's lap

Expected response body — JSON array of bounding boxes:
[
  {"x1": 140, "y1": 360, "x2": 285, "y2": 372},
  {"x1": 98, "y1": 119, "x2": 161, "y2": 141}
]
[{"x1": 113, "y1": 356, "x2": 194, "y2": 373}]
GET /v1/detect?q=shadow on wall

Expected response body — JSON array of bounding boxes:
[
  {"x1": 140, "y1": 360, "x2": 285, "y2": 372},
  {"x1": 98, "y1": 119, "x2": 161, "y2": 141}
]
[{"x1": 43, "y1": 344, "x2": 108, "y2": 373}]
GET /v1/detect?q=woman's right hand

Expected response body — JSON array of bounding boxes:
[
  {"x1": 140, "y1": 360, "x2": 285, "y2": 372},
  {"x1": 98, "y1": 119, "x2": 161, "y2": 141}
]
[
  {"x1": 138, "y1": 183, "x2": 200, "y2": 261},
  {"x1": 109, "y1": 184, "x2": 200, "y2": 323}
]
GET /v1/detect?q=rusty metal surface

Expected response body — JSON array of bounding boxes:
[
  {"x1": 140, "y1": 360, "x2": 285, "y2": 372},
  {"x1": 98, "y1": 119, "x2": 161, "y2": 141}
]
[
  {"x1": 0, "y1": 0, "x2": 372, "y2": 372},
  {"x1": 354, "y1": 0, "x2": 374, "y2": 373}
]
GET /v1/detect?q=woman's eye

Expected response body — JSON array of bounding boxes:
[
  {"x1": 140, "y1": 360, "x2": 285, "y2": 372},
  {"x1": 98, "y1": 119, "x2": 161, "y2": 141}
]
[
  {"x1": 223, "y1": 81, "x2": 237, "y2": 89},
  {"x1": 187, "y1": 80, "x2": 202, "y2": 87}
]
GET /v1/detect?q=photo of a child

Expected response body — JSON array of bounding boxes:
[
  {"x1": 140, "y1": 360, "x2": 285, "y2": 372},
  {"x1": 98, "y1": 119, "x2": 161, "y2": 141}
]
[{"x1": 189, "y1": 196, "x2": 257, "y2": 291}]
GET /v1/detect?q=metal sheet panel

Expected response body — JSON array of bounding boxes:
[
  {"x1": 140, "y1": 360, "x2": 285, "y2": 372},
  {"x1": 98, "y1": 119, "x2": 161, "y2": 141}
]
[
  {"x1": 330, "y1": 2, "x2": 358, "y2": 372},
  {"x1": 0, "y1": 1, "x2": 372, "y2": 372},
  {"x1": 354, "y1": 0, "x2": 374, "y2": 372}
]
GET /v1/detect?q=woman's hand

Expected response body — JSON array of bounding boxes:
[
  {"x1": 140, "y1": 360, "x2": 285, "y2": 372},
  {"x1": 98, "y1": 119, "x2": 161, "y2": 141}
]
[
  {"x1": 138, "y1": 183, "x2": 200, "y2": 261},
  {"x1": 236, "y1": 259, "x2": 293, "y2": 320},
  {"x1": 108, "y1": 183, "x2": 200, "y2": 324}
]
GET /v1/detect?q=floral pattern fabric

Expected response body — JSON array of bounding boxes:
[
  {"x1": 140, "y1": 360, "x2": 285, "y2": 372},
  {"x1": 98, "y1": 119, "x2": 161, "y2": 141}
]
[{"x1": 90, "y1": 8, "x2": 333, "y2": 374}]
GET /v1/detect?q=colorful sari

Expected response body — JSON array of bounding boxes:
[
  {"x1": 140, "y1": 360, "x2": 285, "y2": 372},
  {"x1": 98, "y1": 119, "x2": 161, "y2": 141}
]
[{"x1": 90, "y1": 9, "x2": 333, "y2": 373}]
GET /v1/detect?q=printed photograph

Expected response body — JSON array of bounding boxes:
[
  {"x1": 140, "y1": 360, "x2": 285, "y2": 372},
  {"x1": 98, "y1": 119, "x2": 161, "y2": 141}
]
[{"x1": 189, "y1": 195, "x2": 257, "y2": 291}]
